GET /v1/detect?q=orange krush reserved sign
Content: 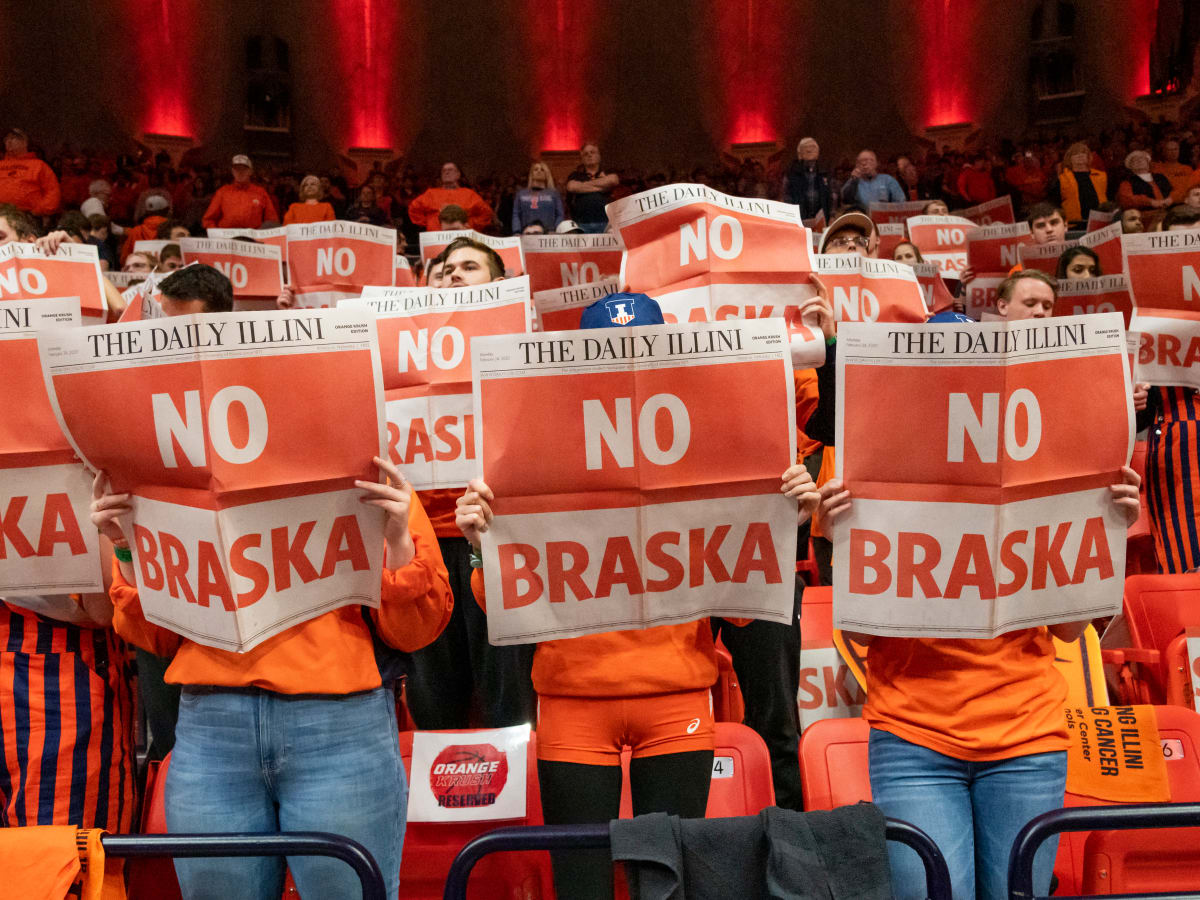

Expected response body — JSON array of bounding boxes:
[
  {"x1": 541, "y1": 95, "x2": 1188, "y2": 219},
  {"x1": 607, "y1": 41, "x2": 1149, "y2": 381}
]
[{"x1": 472, "y1": 318, "x2": 798, "y2": 644}]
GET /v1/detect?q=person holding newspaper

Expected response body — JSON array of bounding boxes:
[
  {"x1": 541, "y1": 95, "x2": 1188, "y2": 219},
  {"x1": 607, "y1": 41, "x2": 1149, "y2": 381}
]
[
  {"x1": 817, "y1": 269, "x2": 1142, "y2": 900},
  {"x1": 89, "y1": 264, "x2": 453, "y2": 900}
]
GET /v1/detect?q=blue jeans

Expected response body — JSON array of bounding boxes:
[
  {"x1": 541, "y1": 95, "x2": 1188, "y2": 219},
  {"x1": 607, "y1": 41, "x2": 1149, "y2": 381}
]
[
  {"x1": 166, "y1": 687, "x2": 405, "y2": 899},
  {"x1": 577, "y1": 220, "x2": 608, "y2": 234},
  {"x1": 868, "y1": 729, "x2": 1066, "y2": 900}
]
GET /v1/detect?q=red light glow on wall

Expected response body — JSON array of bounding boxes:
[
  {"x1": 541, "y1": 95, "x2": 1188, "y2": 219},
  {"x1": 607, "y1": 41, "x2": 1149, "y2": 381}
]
[
  {"x1": 523, "y1": 0, "x2": 598, "y2": 150},
  {"x1": 129, "y1": 0, "x2": 198, "y2": 136},
  {"x1": 1128, "y1": 0, "x2": 1160, "y2": 97},
  {"x1": 709, "y1": 0, "x2": 785, "y2": 144},
  {"x1": 917, "y1": 0, "x2": 973, "y2": 127},
  {"x1": 332, "y1": 0, "x2": 401, "y2": 148}
]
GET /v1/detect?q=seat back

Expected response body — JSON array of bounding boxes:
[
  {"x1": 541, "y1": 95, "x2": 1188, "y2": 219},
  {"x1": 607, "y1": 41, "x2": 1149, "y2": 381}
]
[
  {"x1": 398, "y1": 730, "x2": 551, "y2": 900},
  {"x1": 126, "y1": 757, "x2": 183, "y2": 900},
  {"x1": 1123, "y1": 574, "x2": 1200, "y2": 659},
  {"x1": 618, "y1": 722, "x2": 776, "y2": 818},
  {"x1": 711, "y1": 645, "x2": 746, "y2": 724},
  {"x1": 798, "y1": 716, "x2": 871, "y2": 811}
]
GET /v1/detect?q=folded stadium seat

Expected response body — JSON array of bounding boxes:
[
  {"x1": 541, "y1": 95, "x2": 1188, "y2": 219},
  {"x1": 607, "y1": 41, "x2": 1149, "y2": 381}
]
[
  {"x1": 796, "y1": 537, "x2": 820, "y2": 585},
  {"x1": 617, "y1": 722, "x2": 776, "y2": 818},
  {"x1": 799, "y1": 586, "x2": 834, "y2": 648},
  {"x1": 398, "y1": 730, "x2": 552, "y2": 900},
  {"x1": 710, "y1": 644, "x2": 746, "y2": 724},
  {"x1": 798, "y1": 716, "x2": 872, "y2": 812},
  {"x1": 1103, "y1": 574, "x2": 1200, "y2": 706}
]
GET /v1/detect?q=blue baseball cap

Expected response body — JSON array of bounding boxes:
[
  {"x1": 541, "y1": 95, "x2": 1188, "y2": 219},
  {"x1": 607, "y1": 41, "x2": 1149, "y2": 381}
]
[
  {"x1": 927, "y1": 310, "x2": 975, "y2": 324},
  {"x1": 579, "y1": 292, "x2": 665, "y2": 329}
]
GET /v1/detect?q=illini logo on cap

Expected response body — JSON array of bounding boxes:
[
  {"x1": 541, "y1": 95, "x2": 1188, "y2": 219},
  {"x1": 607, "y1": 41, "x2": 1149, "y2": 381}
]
[{"x1": 605, "y1": 298, "x2": 636, "y2": 325}]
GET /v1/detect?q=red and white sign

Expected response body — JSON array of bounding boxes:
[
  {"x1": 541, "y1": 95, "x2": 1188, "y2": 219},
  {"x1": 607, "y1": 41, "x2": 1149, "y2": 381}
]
[
  {"x1": 1079, "y1": 222, "x2": 1125, "y2": 276},
  {"x1": 833, "y1": 315, "x2": 1132, "y2": 637},
  {"x1": 207, "y1": 226, "x2": 288, "y2": 263},
  {"x1": 1125, "y1": 229, "x2": 1200, "y2": 388},
  {"x1": 876, "y1": 223, "x2": 906, "y2": 261},
  {"x1": 798, "y1": 644, "x2": 865, "y2": 731},
  {"x1": 473, "y1": 319, "x2": 798, "y2": 644},
  {"x1": 407, "y1": 725, "x2": 529, "y2": 823},
  {"x1": 1, "y1": 298, "x2": 101, "y2": 596},
  {"x1": 967, "y1": 222, "x2": 1032, "y2": 275},
  {"x1": 534, "y1": 278, "x2": 621, "y2": 332},
  {"x1": 1087, "y1": 208, "x2": 1119, "y2": 233},
  {"x1": 351, "y1": 277, "x2": 531, "y2": 490},
  {"x1": 418, "y1": 230, "x2": 525, "y2": 278},
  {"x1": 107, "y1": 271, "x2": 147, "y2": 290},
  {"x1": 179, "y1": 238, "x2": 283, "y2": 298},
  {"x1": 0, "y1": 242, "x2": 108, "y2": 322},
  {"x1": 394, "y1": 256, "x2": 415, "y2": 288},
  {"x1": 812, "y1": 255, "x2": 928, "y2": 323},
  {"x1": 132, "y1": 240, "x2": 171, "y2": 258},
  {"x1": 38, "y1": 308, "x2": 388, "y2": 651},
  {"x1": 906, "y1": 215, "x2": 976, "y2": 276},
  {"x1": 1054, "y1": 275, "x2": 1133, "y2": 329},
  {"x1": 1018, "y1": 239, "x2": 1078, "y2": 275},
  {"x1": 962, "y1": 274, "x2": 1004, "y2": 319},
  {"x1": 912, "y1": 262, "x2": 957, "y2": 315},
  {"x1": 287, "y1": 221, "x2": 396, "y2": 293},
  {"x1": 868, "y1": 200, "x2": 928, "y2": 225},
  {"x1": 607, "y1": 184, "x2": 824, "y2": 367},
  {"x1": 956, "y1": 196, "x2": 1016, "y2": 226},
  {"x1": 520, "y1": 233, "x2": 624, "y2": 293}
]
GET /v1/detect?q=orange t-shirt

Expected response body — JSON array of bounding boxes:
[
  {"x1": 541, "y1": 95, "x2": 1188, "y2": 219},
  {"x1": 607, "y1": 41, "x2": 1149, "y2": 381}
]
[
  {"x1": 407, "y1": 186, "x2": 493, "y2": 231},
  {"x1": 109, "y1": 493, "x2": 452, "y2": 695},
  {"x1": 202, "y1": 182, "x2": 279, "y2": 230},
  {"x1": 863, "y1": 629, "x2": 1069, "y2": 761},
  {"x1": 119, "y1": 216, "x2": 167, "y2": 262},
  {"x1": 469, "y1": 568, "x2": 720, "y2": 697},
  {"x1": 795, "y1": 368, "x2": 822, "y2": 461},
  {"x1": 283, "y1": 201, "x2": 336, "y2": 225}
]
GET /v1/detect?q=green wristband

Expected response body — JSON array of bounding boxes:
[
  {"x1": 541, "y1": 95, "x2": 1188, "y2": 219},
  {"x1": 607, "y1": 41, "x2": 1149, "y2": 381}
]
[
  {"x1": 825, "y1": 334, "x2": 837, "y2": 346},
  {"x1": 468, "y1": 548, "x2": 483, "y2": 569},
  {"x1": 113, "y1": 544, "x2": 133, "y2": 563}
]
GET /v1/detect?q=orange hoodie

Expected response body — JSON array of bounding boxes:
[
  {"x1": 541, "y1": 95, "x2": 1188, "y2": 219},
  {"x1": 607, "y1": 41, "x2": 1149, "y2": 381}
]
[
  {"x1": 470, "y1": 567, "x2": 728, "y2": 697},
  {"x1": 109, "y1": 493, "x2": 452, "y2": 695},
  {"x1": 0, "y1": 152, "x2": 61, "y2": 216},
  {"x1": 202, "y1": 182, "x2": 279, "y2": 230},
  {"x1": 408, "y1": 186, "x2": 493, "y2": 231},
  {"x1": 119, "y1": 217, "x2": 168, "y2": 262}
]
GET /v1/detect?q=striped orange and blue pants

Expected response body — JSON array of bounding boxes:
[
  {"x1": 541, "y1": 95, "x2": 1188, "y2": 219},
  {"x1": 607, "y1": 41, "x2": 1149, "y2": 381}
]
[
  {"x1": 0, "y1": 604, "x2": 136, "y2": 831},
  {"x1": 1146, "y1": 387, "x2": 1200, "y2": 574}
]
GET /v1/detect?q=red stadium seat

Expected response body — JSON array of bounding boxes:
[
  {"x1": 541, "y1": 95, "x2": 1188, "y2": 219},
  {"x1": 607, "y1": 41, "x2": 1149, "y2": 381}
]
[
  {"x1": 126, "y1": 757, "x2": 183, "y2": 900},
  {"x1": 796, "y1": 537, "x2": 820, "y2": 585},
  {"x1": 1105, "y1": 574, "x2": 1200, "y2": 706},
  {"x1": 398, "y1": 729, "x2": 552, "y2": 900},
  {"x1": 618, "y1": 721, "x2": 776, "y2": 818},
  {"x1": 798, "y1": 716, "x2": 871, "y2": 811}
]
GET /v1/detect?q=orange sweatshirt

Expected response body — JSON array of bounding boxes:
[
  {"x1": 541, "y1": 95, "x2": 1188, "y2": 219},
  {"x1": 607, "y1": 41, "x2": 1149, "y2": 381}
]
[
  {"x1": 284, "y1": 201, "x2": 336, "y2": 225},
  {"x1": 863, "y1": 629, "x2": 1069, "y2": 761},
  {"x1": 0, "y1": 152, "x2": 61, "y2": 215},
  {"x1": 202, "y1": 182, "x2": 279, "y2": 230},
  {"x1": 407, "y1": 186, "x2": 493, "y2": 231},
  {"x1": 110, "y1": 493, "x2": 452, "y2": 695},
  {"x1": 119, "y1": 216, "x2": 167, "y2": 262},
  {"x1": 470, "y1": 567, "x2": 725, "y2": 698}
]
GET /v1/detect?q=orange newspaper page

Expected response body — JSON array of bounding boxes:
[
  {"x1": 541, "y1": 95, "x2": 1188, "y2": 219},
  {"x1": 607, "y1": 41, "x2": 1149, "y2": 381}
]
[
  {"x1": 394, "y1": 255, "x2": 415, "y2": 287},
  {"x1": 520, "y1": 233, "x2": 624, "y2": 293},
  {"x1": 606, "y1": 183, "x2": 825, "y2": 368},
  {"x1": 533, "y1": 278, "x2": 621, "y2": 332},
  {"x1": 286, "y1": 221, "x2": 396, "y2": 293},
  {"x1": 37, "y1": 307, "x2": 388, "y2": 652},
  {"x1": 1079, "y1": 221, "x2": 1125, "y2": 275},
  {"x1": 1019, "y1": 238, "x2": 1079, "y2": 275},
  {"x1": 905, "y1": 215, "x2": 976, "y2": 277},
  {"x1": 833, "y1": 314, "x2": 1133, "y2": 638},
  {"x1": 867, "y1": 200, "x2": 928, "y2": 225},
  {"x1": 912, "y1": 262, "x2": 956, "y2": 315},
  {"x1": 1125, "y1": 229, "x2": 1200, "y2": 389},
  {"x1": 0, "y1": 242, "x2": 107, "y2": 322},
  {"x1": 955, "y1": 195, "x2": 1016, "y2": 226},
  {"x1": 207, "y1": 226, "x2": 289, "y2": 263},
  {"x1": 1054, "y1": 275, "x2": 1133, "y2": 330},
  {"x1": 811, "y1": 255, "x2": 928, "y2": 324},
  {"x1": 472, "y1": 318, "x2": 798, "y2": 645},
  {"x1": 349, "y1": 277, "x2": 531, "y2": 490},
  {"x1": 967, "y1": 222, "x2": 1032, "y2": 275},
  {"x1": 0, "y1": 297, "x2": 101, "y2": 595},
  {"x1": 179, "y1": 238, "x2": 284, "y2": 298},
  {"x1": 418, "y1": 230, "x2": 525, "y2": 277}
]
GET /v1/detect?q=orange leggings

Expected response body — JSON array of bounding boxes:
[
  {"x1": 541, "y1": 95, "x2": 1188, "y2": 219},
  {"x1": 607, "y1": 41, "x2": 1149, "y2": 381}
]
[{"x1": 535, "y1": 689, "x2": 715, "y2": 766}]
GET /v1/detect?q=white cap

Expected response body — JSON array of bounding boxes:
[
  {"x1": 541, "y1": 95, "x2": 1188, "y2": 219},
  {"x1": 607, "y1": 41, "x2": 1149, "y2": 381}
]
[
  {"x1": 231, "y1": 154, "x2": 252, "y2": 168},
  {"x1": 555, "y1": 219, "x2": 584, "y2": 234}
]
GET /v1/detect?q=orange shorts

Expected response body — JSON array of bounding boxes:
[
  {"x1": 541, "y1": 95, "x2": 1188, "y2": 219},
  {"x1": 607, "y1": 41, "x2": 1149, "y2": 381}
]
[{"x1": 535, "y1": 690, "x2": 715, "y2": 766}]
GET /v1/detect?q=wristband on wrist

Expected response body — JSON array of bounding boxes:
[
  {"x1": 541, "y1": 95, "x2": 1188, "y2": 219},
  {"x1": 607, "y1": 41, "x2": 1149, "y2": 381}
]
[
  {"x1": 825, "y1": 334, "x2": 837, "y2": 346},
  {"x1": 468, "y1": 547, "x2": 483, "y2": 569},
  {"x1": 113, "y1": 544, "x2": 133, "y2": 563}
]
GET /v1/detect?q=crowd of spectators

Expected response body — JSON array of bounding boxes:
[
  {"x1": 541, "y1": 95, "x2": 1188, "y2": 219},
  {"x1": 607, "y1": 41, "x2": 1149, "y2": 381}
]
[{"x1": 7, "y1": 115, "x2": 1200, "y2": 265}]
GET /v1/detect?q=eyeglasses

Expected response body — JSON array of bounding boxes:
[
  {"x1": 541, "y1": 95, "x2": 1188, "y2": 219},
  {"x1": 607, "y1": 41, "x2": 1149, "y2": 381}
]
[{"x1": 826, "y1": 235, "x2": 870, "y2": 250}]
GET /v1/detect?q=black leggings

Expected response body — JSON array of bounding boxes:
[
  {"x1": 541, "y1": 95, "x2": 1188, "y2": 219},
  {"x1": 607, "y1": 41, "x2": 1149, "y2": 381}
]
[{"x1": 537, "y1": 751, "x2": 713, "y2": 900}]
